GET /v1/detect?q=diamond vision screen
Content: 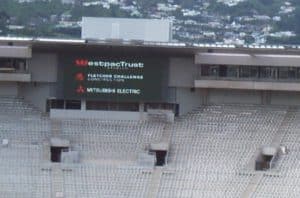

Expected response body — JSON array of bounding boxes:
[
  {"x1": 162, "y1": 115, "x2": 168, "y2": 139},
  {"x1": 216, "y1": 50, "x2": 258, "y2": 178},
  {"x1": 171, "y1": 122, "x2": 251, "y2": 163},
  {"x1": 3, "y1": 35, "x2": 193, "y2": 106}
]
[{"x1": 63, "y1": 56, "x2": 168, "y2": 102}]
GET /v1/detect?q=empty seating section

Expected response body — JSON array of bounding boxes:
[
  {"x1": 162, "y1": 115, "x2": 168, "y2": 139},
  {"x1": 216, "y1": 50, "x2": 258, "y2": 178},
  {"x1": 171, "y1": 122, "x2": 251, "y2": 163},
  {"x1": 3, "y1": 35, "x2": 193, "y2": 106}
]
[
  {"x1": 2, "y1": 96, "x2": 300, "y2": 197},
  {"x1": 157, "y1": 171, "x2": 253, "y2": 198},
  {"x1": 0, "y1": 97, "x2": 51, "y2": 197},
  {"x1": 0, "y1": 97, "x2": 42, "y2": 118},
  {"x1": 251, "y1": 108, "x2": 300, "y2": 197},
  {"x1": 168, "y1": 104, "x2": 287, "y2": 170},
  {"x1": 159, "y1": 104, "x2": 287, "y2": 197},
  {"x1": 0, "y1": 145, "x2": 51, "y2": 198},
  {"x1": 63, "y1": 165, "x2": 152, "y2": 198},
  {"x1": 0, "y1": 97, "x2": 163, "y2": 197},
  {"x1": 61, "y1": 119, "x2": 165, "y2": 161},
  {"x1": 280, "y1": 108, "x2": 300, "y2": 149},
  {"x1": 251, "y1": 175, "x2": 300, "y2": 198},
  {"x1": 0, "y1": 97, "x2": 50, "y2": 144}
]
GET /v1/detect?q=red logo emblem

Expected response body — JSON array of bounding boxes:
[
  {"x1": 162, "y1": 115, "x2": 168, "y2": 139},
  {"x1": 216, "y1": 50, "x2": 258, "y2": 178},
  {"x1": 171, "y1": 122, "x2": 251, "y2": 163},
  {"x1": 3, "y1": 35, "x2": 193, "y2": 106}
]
[
  {"x1": 76, "y1": 85, "x2": 85, "y2": 94},
  {"x1": 75, "y1": 72, "x2": 85, "y2": 81},
  {"x1": 75, "y1": 59, "x2": 88, "y2": 67}
]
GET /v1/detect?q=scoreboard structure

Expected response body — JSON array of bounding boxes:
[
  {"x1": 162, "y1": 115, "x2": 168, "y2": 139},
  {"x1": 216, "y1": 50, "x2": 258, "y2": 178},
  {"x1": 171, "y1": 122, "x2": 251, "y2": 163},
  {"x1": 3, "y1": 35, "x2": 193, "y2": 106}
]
[
  {"x1": 5, "y1": 37, "x2": 300, "y2": 118},
  {"x1": 63, "y1": 55, "x2": 169, "y2": 102}
]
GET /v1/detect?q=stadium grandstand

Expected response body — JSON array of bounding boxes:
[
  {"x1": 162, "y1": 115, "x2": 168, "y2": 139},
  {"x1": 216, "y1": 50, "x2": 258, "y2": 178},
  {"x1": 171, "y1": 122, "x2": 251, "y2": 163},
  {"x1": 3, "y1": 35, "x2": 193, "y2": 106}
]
[{"x1": 1, "y1": 36, "x2": 300, "y2": 198}]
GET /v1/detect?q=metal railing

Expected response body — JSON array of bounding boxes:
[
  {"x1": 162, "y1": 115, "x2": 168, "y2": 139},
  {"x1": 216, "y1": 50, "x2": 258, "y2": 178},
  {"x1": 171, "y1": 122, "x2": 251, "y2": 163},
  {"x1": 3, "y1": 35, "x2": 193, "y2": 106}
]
[{"x1": 198, "y1": 75, "x2": 300, "y2": 83}]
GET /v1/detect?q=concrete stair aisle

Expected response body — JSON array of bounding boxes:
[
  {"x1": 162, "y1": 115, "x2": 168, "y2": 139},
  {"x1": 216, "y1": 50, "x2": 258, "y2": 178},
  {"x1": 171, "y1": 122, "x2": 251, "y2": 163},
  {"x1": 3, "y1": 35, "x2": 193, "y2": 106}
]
[
  {"x1": 51, "y1": 165, "x2": 64, "y2": 198},
  {"x1": 241, "y1": 173, "x2": 263, "y2": 198},
  {"x1": 271, "y1": 106, "x2": 297, "y2": 147},
  {"x1": 241, "y1": 106, "x2": 296, "y2": 198},
  {"x1": 146, "y1": 167, "x2": 163, "y2": 198},
  {"x1": 51, "y1": 119, "x2": 62, "y2": 138}
]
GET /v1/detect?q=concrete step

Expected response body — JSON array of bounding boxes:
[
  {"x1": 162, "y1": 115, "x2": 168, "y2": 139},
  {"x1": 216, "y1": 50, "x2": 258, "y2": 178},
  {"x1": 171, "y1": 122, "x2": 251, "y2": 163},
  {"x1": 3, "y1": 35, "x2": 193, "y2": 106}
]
[
  {"x1": 146, "y1": 167, "x2": 163, "y2": 198},
  {"x1": 51, "y1": 167, "x2": 64, "y2": 198}
]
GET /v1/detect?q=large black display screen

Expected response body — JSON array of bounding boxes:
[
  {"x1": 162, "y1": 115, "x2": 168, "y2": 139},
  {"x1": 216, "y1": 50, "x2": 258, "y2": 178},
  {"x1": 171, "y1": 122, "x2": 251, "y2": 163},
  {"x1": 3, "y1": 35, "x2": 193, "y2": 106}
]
[{"x1": 63, "y1": 56, "x2": 168, "y2": 102}]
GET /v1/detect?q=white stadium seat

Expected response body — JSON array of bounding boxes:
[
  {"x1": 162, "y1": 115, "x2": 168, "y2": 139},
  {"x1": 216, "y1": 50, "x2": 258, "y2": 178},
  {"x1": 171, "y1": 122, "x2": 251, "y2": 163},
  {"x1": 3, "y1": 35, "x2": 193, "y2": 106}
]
[{"x1": 1, "y1": 96, "x2": 300, "y2": 197}]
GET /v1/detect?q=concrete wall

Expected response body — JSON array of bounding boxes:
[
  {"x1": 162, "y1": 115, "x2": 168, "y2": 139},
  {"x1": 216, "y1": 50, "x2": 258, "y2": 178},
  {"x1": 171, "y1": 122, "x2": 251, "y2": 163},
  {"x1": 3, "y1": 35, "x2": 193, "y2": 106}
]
[
  {"x1": 0, "y1": 46, "x2": 31, "y2": 58},
  {"x1": 27, "y1": 53, "x2": 58, "y2": 82},
  {"x1": 196, "y1": 53, "x2": 300, "y2": 67},
  {"x1": 271, "y1": 91, "x2": 300, "y2": 106},
  {"x1": 0, "y1": 73, "x2": 31, "y2": 82},
  {"x1": 195, "y1": 80, "x2": 300, "y2": 92},
  {"x1": 208, "y1": 89, "x2": 261, "y2": 104},
  {"x1": 176, "y1": 88, "x2": 203, "y2": 115},
  {"x1": 50, "y1": 109, "x2": 148, "y2": 120},
  {"x1": 168, "y1": 57, "x2": 202, "y2": 115},
  {"x1": 169, "y1": 57, "x2": 197, "y2": 87},
  {"x1": 18, "y1": 82, "x2": 56, "y2": 112},
  {"x1": 0, "y1": 82, "x2": 18, "y2": 96}
]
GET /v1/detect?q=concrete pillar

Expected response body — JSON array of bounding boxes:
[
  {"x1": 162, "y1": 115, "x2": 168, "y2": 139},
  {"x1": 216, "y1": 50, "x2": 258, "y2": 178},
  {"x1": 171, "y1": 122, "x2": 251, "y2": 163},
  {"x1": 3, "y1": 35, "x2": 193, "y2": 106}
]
[
  {"x1": 139, "y1": 102, "x2": 146, "y2": 121},
  {"x1": 81, "y1": 99, "x2": 86, "y2": 111},
  {"x1": 261, "y1": 91, "x2": 271, "y2": 105},
  {"x1": 202, "y1": 88, "x2": 209, "y2": 105},
  {"x1": 139, "y1": 102, "x2": 145, "y2": 112}
]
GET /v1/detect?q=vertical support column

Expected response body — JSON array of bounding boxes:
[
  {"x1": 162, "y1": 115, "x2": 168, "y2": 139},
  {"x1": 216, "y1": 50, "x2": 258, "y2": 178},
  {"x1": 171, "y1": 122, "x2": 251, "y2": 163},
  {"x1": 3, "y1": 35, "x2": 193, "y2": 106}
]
[
  {"x1": 139, "y1": 102, "x2": 145, "y2": 121},
  {"x1": 261, "y1": 91, "x2": 271, "y2": 105},
  {"x1": 81, "y1": 99, "x2": 86, "y2": 111},
  {"x1": 261, "y1": 91, "x2": 266, "y2": 105},
  {"x1": 202, "y1": 88, "x2": 209, "y2": 105},
  {"x1": 266, "y1": 91, "x2": 271, "y2": 105}
]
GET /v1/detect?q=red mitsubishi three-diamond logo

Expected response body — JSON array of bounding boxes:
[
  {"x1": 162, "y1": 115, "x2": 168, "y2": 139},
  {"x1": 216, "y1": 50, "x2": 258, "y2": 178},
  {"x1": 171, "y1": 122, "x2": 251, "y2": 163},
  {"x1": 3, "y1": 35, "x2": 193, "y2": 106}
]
[{"x1": 76, "y1": 85, "x2": 85, "y2": 94}]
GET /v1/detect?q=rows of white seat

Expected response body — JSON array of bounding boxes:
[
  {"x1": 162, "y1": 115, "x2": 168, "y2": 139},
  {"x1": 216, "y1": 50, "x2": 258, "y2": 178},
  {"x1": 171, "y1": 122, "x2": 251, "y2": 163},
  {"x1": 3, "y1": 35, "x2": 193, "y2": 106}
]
[
  {"x1": 0, "y1": 168, "x2": 51, "y2": 197},
  {"x1": 0, "y1": 98, "x2": 51, "y2": 197},
  {"x1": 61, "y1": 119, "x2": 165, "y2": 161},
  {"x1": 0, "y1": 97, "x2": 42, "y2": 117},
  {"x1": 266, "y1": 108, "x2": 300, "y2": 175},
  {"x1": 0, "y1": 119, "x2": 50, "y2": 143},
  {"x1": 252, "y1": 175, "x2": 300, "y2": 198},
  {"x1": 0, "y1": 97, "x2": 50, "y2": 143},
  {"x1": 250, "y1": 108, "x2": 300, "y2": 197},
  {"x1": 157, "y1": 170, "x2": 254, "y2": 198},
  {"x1": 168, "y1": 104, "x2": 287, "y2": 170},
  {"x1": 62, "y1": 165, "x2": 152, "y2": 198},
  {"x1": 159, "y1": 104, "x2": 287, "y2": 197},
  {"x1": 3, "y1": 96, "x2": 300, "y2": 197}
]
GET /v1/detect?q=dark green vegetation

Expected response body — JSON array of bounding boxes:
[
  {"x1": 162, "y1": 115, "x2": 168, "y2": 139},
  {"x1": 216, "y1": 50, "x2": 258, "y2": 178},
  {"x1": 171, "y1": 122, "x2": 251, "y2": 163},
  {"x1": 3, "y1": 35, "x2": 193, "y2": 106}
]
[
  {"x1": 1, "y1": 0, "x2": 300, "y2": 44},
  {"x1": 0, "y1": 0, "x2": 129, "y2": 37},
  {"x1": 209, "y1": 0, "x2": 283, "y2": 16}
]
